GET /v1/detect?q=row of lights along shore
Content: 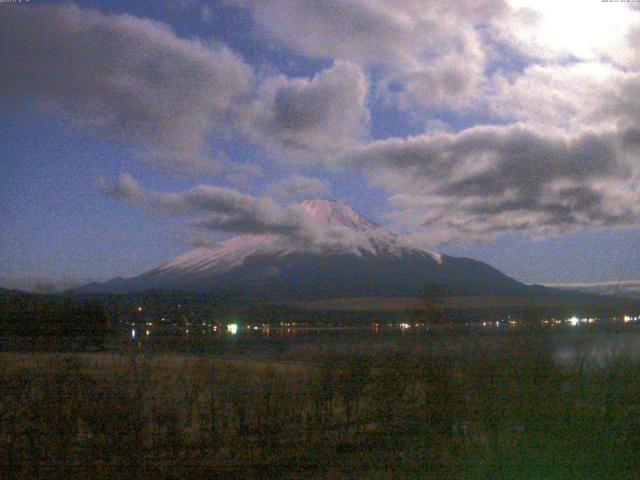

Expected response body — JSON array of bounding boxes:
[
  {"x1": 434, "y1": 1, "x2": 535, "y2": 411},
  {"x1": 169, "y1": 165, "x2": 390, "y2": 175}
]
[{"x1": 129, "y1": 305, "x2": 639, "y2": 338}]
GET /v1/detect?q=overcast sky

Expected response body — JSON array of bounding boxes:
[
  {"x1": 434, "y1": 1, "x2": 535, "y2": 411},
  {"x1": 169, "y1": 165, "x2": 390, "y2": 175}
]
[{"x1": 1, "y1": 0, "x2": 639, "y2": 291}]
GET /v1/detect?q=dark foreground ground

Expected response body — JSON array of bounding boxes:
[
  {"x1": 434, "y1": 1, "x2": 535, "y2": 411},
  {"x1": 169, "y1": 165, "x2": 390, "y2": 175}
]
[{"x1": 2, "y1": 328, "x2": 640, "y2": 479}]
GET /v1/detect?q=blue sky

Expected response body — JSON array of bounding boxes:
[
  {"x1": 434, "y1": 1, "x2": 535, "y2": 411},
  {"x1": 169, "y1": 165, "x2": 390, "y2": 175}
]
[{"x1": 1, "y1": 0, "x2": 639, "y2": 291}]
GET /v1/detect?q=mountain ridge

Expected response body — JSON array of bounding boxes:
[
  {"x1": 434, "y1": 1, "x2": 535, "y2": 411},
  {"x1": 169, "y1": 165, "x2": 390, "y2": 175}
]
[{"x1": 74, "y1": 199, "x2": 572, "y2": 300}]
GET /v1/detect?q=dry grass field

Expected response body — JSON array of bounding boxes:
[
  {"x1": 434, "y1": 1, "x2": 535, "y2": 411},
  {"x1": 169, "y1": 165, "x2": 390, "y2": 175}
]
[{"x1": 2, "y1": 331, "x2": 640, "y2": 479}]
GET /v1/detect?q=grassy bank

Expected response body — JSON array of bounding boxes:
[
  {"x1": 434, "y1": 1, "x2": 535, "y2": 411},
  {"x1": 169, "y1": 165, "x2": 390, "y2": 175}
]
[{"x1": 1, "y1": 334, "x2": 640, "y2": 479}]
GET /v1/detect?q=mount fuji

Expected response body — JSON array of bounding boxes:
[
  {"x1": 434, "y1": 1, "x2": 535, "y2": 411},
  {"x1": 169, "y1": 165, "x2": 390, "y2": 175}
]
[{"x1": 75, "y1": 199, "x2": 552, "y2": 299}]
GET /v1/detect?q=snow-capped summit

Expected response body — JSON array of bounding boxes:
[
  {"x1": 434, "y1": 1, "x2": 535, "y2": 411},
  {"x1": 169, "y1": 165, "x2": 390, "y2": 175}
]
[
  {"x1": 299, "y1": 199, "x2": 379, "y2": 231},
  {"x1": 75, "y1": 199, "x2": 541, "y2": 298},
  {"x1": 154, "y1": 199, "x2": 434, "y2": 278}
]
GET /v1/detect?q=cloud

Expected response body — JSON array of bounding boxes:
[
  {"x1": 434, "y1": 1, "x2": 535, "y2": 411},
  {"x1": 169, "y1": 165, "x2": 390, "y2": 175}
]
[
  {"x1": 228, "y1": 0, "x2": 506, "y2": 110},
  {"x1": 548, "y1": 280, "x2": 640, "y2": 300},
  {"x1": 0, "y1": 3, "x2": 374, "y2": 170},
  {"x1": 107, "y1": 173, "x2": 322, "y2": 239},
  {"x1": 495, "y1": 1, "x2": 640, "y2": 64},
  {"x1": 242, "y1": 61, "x2": 370, "y2": 159},
  {"x1": 488, "y1": 62, "x2": 640, "y2": 133},
  {"x1": 269, "y1": 174, "x2": 330, "y2": 200},
  {"x1": 229, "y1": 0, "x2": 640, "y2": 115},
  {"x1": 107, "y1": 174, "x2": 395, "y2": 252},
  {"x1": 0, "y1": 3, "x2": 253, "y2": 172},
  {"x1": 107, "y1": 173, "x2": 288, "y2": 227},
  {"x1": 347, "y1": 125, "x2": 640, "y2": 243}
]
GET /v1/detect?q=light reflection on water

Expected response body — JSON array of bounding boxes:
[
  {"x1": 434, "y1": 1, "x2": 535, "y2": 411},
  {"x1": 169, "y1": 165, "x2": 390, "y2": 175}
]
[
  {"x1": 123, "y1": 324, "x2": 418, "y2": 346},
  {"x1": 124, "y1": 324, "x2": 640, "y2": 367},
  {"x1": 554, "y1": 332, "x2": 640, "y2": 367}
]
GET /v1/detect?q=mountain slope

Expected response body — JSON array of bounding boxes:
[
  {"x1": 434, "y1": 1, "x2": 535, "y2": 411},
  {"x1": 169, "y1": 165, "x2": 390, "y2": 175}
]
[{"x1": 75, "y1": 199, "x2": 554, "y2": 299}]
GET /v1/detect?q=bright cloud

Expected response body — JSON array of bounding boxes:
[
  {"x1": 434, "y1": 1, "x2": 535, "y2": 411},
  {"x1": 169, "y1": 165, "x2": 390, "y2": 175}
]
[{"x1": 503, "y1": 0, "x2": 640, "y2": 63}]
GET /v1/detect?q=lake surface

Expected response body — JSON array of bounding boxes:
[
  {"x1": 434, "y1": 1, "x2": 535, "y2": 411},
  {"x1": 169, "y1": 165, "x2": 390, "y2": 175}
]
[
  {"x1": 553, "y1": 331, "x2": 640, "y2": 366},
  {"x1": 116, "y1": 322, "x2": 640, "y2": 367}
]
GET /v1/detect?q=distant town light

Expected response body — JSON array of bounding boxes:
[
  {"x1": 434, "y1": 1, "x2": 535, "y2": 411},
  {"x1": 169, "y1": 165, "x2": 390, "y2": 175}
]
[
  {"x1": 131, "y1": 329, "x2": 136, "y2": 339},
  {"x1": 146, "y1": 329, "x2": 150, "y2": 336},
  {"x1": 567, "y1": 316, "x2": 580, "y2": 326},
  {"x1": 227, "y1": 323, "x2": 238, "y2": 335},
  {"x1": 137, "y1": 306, "x2": 143, "y2": 312}
]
